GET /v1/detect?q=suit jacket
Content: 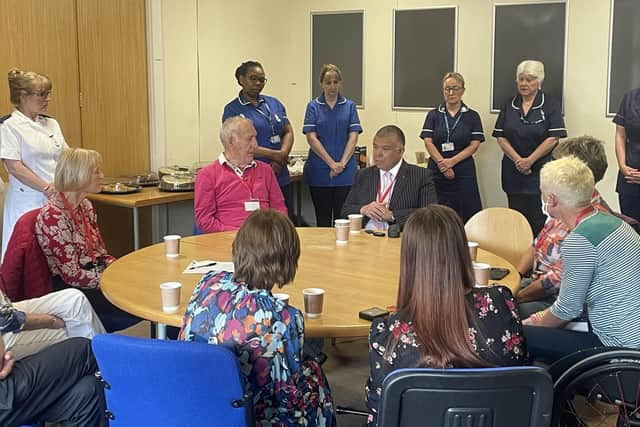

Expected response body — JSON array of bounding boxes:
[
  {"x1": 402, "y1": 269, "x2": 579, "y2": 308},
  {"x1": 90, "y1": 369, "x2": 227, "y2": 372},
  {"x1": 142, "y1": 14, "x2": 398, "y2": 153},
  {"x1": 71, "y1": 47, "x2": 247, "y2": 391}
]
[{"x1": 341, "y1": 160, "x2": 437, "y2": 229}]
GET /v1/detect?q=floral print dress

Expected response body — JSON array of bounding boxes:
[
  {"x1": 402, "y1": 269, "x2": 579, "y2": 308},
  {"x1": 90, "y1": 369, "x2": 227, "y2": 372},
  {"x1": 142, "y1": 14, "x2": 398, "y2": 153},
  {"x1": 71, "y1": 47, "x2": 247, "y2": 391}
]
[
  {"x1": 179, "y1": 271, "x2": 335, "y2": 426},
  {"x1": 365, "y1": 285, "x2": 528, "y2": 426}
]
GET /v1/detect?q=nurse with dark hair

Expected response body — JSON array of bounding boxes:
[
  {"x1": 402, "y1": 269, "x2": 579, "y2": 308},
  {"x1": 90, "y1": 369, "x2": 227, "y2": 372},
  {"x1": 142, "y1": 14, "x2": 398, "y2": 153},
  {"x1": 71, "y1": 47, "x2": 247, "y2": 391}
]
[
  {"x1": 420, "y1": 72, "x2": 485, "y2": 222},
  {"x1": 613, "y1": 88, "x2": 640, "y2": 222},
  {"x1": 222, "y1": 61, "x2": 295, "y2": 217},
  {"x1": 302, "y1": 64, "x2": 362, "y2": 226},
  {"x1": 492, "y1": 60, "x2": 567, "y2": 236}
]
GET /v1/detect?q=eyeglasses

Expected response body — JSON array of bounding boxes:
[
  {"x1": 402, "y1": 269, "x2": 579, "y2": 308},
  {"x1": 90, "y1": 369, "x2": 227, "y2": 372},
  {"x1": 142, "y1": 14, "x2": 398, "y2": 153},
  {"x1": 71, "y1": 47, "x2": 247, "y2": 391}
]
[
  {"x1": 248, "y1": 76, "x2": 267, "y2": 84},
  {"x1": 443, "y1": 86, "x2": 463, "y2": 93},
  {"x1": 30, "y1": 90, "x2": 52, "y2": 98}
]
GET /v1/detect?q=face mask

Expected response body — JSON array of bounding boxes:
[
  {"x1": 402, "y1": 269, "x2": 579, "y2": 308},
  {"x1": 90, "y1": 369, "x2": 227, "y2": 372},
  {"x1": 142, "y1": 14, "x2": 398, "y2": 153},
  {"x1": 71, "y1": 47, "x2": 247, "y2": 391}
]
[{"x1": 541, "y1": 197, "x2": 550, "y2": 217}]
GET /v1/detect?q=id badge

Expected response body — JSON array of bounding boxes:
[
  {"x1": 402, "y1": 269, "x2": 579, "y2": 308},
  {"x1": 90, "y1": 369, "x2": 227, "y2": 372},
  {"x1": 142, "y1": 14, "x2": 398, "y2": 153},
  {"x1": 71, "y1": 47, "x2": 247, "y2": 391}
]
[
  {"x1": 270, "y1": 135, "x2": 281, "y2": 144},
  {"x1": 244, "y1": 200, "x2": 260, "y2": 211},
  {"x1": 441, "y1": 142, "x2": 454, "y2": 152}
]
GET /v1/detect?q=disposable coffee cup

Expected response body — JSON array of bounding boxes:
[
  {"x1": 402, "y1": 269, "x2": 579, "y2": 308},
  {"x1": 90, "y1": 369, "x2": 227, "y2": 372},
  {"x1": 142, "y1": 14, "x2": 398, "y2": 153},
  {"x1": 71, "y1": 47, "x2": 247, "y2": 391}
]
[
  {"x1": 468, "y1": 241, "x2": 479, "y2": 261},
  {"x1": 273, "y1": 293, "x2": 290, "y2": 305},
  {"x1": 303, "y1": 288, "x2": 325, "y2": 318},
  {"x1": 160, "y1": 281, "x2": 182, "y2": 313},
  {"x1": 164, "y1": 235, "x2": 181, "y2": 258},
  {"x1": 348, "y1": 214, "x2": 363, "y2": 233},
  {"x1": 334, "y1": 219, "x2": 350, "y2": 244},
  {"x1": 473, "y1": 262, "x2": 491, "y2": 287}
]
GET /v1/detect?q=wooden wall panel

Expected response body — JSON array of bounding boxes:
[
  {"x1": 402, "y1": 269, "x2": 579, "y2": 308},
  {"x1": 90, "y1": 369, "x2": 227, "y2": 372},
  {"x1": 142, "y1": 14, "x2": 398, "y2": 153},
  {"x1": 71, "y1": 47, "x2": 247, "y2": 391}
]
[
  {"x1": 0, "y1": 0, "x2": 82, "y2": 183},
  {"x1": 76, "y1": 0, "x2": 150, "y2": 177}
]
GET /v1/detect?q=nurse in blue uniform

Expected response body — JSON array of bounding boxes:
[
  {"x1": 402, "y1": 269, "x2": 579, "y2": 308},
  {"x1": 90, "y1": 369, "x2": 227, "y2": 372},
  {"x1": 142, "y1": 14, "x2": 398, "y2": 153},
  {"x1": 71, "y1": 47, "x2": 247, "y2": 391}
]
[
  {"x1": 613, "y1": 88, "x2": 640, "y2": 222},
  {"x1": 420, "y1": 72, "x2": 485, "y2": 222},
  {"x1": 492, "y1": 60, "x2": 567, "y2": 236},
  {"x1": 222, "y1": 61, "x2": 294, "y2": 216},
  {"x1": 302, "y1": 64, "x2": 362, "y2": 227}
]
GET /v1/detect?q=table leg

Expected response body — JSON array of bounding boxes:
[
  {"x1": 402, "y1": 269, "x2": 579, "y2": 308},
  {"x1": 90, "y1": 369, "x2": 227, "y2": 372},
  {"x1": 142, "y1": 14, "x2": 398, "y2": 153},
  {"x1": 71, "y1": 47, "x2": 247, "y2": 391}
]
[
  {"x1": 133, "y1": 206, "x2": 140, "y2": 250},
  {"x1": 156, "y1": 322, "x2": 167, "y2": 340},
  {"x1": 296, "y1": 180, "x2": 303, "y2": 222}
]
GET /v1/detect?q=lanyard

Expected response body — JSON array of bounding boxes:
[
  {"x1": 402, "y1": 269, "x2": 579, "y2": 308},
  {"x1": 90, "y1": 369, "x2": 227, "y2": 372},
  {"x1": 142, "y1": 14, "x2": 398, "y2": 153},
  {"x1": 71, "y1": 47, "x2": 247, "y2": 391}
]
[
  {"x1": 254, "y1": 101, "x2": 277, "y2": 137},
  {"x1": 574, "y1": 206, "x2": 596, "y2": 228},
  {"x1": 59, "y1": 192, "x2": 97, "y2": 264},
  {"x1": 443, "y1": 109, "x2": 463, "y2": 142},
  {"x1": 377, "y1": 173, "x2": 397, "y2": 204},
  {"x1": 227, "y1": 164, "x2": 257, "y2": 199}
]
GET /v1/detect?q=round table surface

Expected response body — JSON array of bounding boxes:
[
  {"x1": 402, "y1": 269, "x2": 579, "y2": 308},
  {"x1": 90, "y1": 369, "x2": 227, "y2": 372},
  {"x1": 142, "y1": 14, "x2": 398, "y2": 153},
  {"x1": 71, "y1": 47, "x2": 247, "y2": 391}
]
[{"x1": 101, "y1": 228, "x2": 520, "y2": 338}]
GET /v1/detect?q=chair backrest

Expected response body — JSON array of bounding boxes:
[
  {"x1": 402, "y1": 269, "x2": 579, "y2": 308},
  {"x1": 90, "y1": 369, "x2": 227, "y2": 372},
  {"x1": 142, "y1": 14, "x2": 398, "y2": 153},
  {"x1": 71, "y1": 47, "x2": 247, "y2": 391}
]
[
  {"x1": 0, "y1": 209, "x2": 52, "y2": 301},
  {"x1": 465, "y1": 207, "x2": 534, "y2": 267},
  {"x1": 92, "y1": 334, "x2": 253, "y2": 427},
  {"x1": 377, "y1": 366, "x2": 553, "y2": 427}
]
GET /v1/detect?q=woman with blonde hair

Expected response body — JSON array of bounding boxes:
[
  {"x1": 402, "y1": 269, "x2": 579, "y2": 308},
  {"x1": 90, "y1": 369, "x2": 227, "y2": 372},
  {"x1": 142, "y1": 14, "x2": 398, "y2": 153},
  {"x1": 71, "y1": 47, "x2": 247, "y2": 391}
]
[
  {"x1": 35, "y1": 147, "x2": 139, "y2": 332},
  {"x1": 0, "y1": 68, "x2": 68, "y2": 260},
  {"x1": 365, "y1": 205, "x2": 527, "y2": 426}
]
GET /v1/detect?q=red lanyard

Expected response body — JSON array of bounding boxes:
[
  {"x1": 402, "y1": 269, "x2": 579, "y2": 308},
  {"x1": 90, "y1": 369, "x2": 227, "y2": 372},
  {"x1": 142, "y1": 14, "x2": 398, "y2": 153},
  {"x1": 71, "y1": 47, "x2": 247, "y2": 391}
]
[
  {"x1": 59, "y1": 192, "x2": 97, "y2": 264},
  {"x1": 227, "y1": 164, "x2": 256, "y2": 199},
  {"x1": 574, "y1": 206, "x2": 596, "y2": 228},
  {"x1": 377, "y1": 173, "x2": 396, "y2": 204}
]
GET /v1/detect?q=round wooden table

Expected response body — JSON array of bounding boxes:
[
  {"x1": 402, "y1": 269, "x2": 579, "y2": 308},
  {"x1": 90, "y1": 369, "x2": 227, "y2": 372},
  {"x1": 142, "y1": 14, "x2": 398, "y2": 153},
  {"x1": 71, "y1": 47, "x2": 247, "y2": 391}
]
[{"x1": 101, "y1": 228, "x2": 519, "y2": 338}]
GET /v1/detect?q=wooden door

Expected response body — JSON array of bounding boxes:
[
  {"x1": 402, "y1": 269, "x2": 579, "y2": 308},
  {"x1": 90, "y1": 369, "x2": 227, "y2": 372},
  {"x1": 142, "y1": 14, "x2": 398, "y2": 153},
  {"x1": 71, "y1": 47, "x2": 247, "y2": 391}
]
[
  {"x1": 76, "y1": 0, "x2": 150, "y2": 177},
  {"x1": 0, "y1": 0, "x2": 82, "y2": 183}
]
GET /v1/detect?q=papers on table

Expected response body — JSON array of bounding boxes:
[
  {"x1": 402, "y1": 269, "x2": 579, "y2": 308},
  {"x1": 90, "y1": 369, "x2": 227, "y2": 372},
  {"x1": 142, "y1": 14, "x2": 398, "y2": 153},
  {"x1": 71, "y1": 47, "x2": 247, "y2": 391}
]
[{"x1": 183, "y1": 259, "x2": 235, "y2": 274}]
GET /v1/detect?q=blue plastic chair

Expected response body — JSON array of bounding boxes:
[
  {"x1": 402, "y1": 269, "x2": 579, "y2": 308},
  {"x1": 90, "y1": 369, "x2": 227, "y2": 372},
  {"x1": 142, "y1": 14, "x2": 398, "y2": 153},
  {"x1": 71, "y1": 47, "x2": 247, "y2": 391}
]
[
  {"x1": 92, "y1": 334, "x2": 253, "y2": 427},
  {"x1": 377, "y1": 366, "x2": 553, "y2": 427}
]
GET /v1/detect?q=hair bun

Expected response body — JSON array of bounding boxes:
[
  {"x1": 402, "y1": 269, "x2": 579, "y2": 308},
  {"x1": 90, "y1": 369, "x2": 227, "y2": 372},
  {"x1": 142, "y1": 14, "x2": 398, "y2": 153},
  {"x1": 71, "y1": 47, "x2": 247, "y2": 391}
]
[{"x1": 8, "y1": 68, "x2": 24, "y2": 81}]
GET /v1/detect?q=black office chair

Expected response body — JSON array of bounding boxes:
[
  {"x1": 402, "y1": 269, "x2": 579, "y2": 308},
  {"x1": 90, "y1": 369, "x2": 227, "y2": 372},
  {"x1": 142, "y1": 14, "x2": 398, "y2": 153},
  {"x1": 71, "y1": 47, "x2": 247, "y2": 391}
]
[
  {"x1": 551, "y1": 347, "x2": 640, "y2": 427},
  {"x1": 376, "y1": 366, "x2": 553, "y2": 427}
]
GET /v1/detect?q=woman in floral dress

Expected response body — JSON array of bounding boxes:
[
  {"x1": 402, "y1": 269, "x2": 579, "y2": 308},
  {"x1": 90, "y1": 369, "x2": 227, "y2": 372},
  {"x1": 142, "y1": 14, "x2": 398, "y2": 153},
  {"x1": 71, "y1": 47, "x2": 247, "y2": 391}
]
[
  {"x1": 365, "y1": 205, "x2": 528, "y2": 426},
  {"x1": 180, "y1": 209, "x2": 335, "y2": 426}
]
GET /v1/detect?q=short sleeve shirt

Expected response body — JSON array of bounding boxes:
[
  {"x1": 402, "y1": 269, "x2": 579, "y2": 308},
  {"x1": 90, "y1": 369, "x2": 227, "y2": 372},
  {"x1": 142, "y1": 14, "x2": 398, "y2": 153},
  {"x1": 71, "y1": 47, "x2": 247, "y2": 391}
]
[
  {"x1": 420, "y1": 103, "x2": 485, "y2": 175},
  {"x1": 613, "y1": 88, "x2": 640, "y2": 195},
  {"x1": 302, "y1": 94, "x2": 363, "y2": 187},
  {"x1": 492, "y1": 91, "x2": 567, "y2": 193},
  {"x1": 222, "y1": 93, "x2": 291, "y2": 186}
]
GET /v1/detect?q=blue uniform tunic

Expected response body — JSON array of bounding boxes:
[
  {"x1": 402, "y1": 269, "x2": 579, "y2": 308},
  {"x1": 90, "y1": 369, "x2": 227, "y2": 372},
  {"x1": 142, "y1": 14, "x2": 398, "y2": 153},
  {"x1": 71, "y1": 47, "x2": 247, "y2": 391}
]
[
  {"x1": 613, "y1": 88, "x2": 640, "y2": 197},
  {"x1": 420, "y1": 103, "x2": 485, "y2": 222},
  {"x1": 492, "y1": 91, "x2": 567, "y2": 194},
  {"x1": 223, "y1": 92, "x2": 291, "y2": 187},
  {"x1": 301, "y1": 94, "x2": 362, "y2": 187}
]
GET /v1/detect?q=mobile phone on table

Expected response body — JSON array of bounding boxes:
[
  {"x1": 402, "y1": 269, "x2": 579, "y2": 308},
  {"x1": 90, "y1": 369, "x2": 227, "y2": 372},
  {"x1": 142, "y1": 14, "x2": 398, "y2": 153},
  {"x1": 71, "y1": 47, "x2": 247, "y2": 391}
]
[
  {"x1": 490, "y1": 267, "x2": 510, "y2": 280},
  {"x1": 359, "y1": 307, "x2": 390, "y2": 321}
]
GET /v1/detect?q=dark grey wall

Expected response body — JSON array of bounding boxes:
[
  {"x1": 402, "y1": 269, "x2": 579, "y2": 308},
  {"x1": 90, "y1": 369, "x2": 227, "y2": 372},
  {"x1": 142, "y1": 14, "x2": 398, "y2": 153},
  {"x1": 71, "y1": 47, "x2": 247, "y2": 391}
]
[
  {"x1": 492, "y1": 2, "x2": 566, "y2": 112},
  {"x1": 608, "y1": 0, "x2": 640, "y2": 115},
  {"x1": 312, "y1": 12, "x2": 364, "y2": 105},
  {"x1": 393, "y1": 7, "x2": 456, "y2": 109}
]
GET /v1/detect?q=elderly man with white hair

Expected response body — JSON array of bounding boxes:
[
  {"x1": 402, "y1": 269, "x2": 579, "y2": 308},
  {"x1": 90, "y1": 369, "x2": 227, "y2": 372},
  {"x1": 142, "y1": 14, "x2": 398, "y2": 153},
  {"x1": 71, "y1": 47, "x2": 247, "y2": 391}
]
[
  {"x1": 523, "y1": 156, "x2": 640, "y2": 362},
  {"x1": 194, "y1": 116, "x2": 287, "y2": 233},
  {"x1": 492, "y1": 60, "x2": 567, "y2": 236}
]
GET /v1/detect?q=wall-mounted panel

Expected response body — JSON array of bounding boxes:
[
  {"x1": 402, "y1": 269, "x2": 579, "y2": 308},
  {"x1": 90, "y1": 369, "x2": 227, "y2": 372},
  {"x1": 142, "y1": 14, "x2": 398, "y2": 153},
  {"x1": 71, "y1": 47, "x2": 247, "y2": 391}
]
[
  {"x1": 491, "y1": 2, "x2": 566, "y2": 112},
  {"x1": 311, "y1": 12, "x2": 364, "y2": 106},
  {"x1": 393, "y1": 7, "x2": 456, "y2": 110}
]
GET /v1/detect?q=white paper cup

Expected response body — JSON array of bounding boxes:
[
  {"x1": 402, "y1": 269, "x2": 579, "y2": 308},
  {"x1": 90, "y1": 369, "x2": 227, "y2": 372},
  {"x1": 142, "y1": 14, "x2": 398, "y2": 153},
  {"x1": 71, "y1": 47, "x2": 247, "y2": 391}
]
[
  {"x1": 164, "y1": 235, "x2": 181, "y2": 258},
  {"x1": 160, "y1": 282, "x2": 182, "y2": 313},
  {"x1": 468, "y1": 241, "x2": 479, "y2": 261},
  {"x1": 303, "y1": 288, "x2": 325, "y2": 318},
  {"x1": 472, "y1": 262, "x2": 491, "y2": 287},
  {"x1": 334, "y1": 219, "x2": 350, "y2": 244},
  {"x1": 348, "y1": 214, "x2": 364, "y2": 233}
]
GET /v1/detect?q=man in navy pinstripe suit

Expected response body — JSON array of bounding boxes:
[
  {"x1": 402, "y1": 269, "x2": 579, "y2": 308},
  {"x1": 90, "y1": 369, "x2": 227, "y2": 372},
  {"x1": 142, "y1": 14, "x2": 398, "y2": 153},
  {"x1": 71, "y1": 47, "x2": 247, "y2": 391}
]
[{"x1": 341, "y1": 125, "x2": 437, "y2": 230}]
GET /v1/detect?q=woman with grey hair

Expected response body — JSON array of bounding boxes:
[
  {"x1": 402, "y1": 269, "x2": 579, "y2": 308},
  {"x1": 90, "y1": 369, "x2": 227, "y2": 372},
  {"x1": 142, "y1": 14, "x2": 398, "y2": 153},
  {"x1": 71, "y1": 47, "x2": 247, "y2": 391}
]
[
  {"x1": 523, "y1": 156, "x2": 640, "y2": 363},
  {"x1": 492, "y1": 60, "x2": 567, "y2": 236}
]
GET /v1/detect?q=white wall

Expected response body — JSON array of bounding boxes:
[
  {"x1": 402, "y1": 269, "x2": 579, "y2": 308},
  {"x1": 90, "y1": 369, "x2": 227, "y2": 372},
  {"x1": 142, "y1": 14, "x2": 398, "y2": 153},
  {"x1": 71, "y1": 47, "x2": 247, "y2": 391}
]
[{"x1": 159, "y1": 0, "x2": 622, "y2": 211}]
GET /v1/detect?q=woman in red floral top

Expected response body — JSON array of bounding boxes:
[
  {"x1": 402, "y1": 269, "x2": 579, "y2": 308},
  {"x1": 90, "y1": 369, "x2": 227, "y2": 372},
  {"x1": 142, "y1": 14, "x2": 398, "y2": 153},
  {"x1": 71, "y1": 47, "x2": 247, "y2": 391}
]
[
  {"x1": 35, "y1": 148, "x2": 139, "y2": 332},
  {"x1": 365, "y1": 205, "x2": 528, "y2": 426}
]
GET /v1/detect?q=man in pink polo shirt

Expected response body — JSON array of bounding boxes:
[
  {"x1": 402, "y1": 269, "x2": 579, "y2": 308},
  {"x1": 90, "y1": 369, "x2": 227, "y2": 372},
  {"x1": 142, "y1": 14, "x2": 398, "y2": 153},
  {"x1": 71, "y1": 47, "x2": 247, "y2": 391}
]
[{"x1": 194, "y1": 116, "x2": 287, "y2": 233}]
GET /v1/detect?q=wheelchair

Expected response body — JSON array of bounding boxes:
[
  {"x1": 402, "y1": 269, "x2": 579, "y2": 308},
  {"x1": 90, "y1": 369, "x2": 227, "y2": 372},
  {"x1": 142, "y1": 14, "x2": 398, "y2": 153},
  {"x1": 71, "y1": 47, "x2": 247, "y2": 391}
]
[{"x1": 551, "y1": 347, "x2": 640, "y2": 427}]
